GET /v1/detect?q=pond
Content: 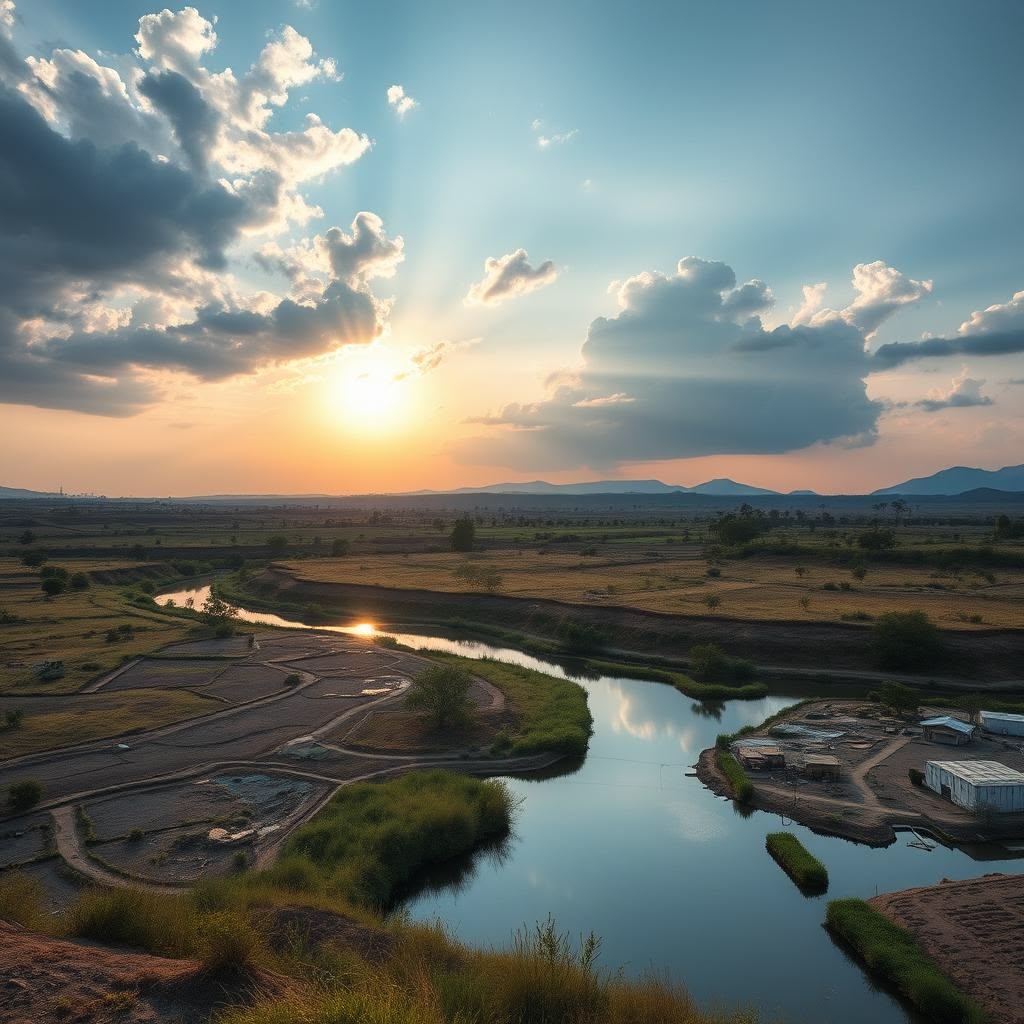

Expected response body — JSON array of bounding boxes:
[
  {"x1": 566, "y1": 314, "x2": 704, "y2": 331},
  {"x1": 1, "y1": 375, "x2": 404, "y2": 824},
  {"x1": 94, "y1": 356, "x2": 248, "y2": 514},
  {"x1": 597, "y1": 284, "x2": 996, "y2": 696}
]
[{"x1": 157, "y1": 583, "x2": 1021, "y2": 1023}]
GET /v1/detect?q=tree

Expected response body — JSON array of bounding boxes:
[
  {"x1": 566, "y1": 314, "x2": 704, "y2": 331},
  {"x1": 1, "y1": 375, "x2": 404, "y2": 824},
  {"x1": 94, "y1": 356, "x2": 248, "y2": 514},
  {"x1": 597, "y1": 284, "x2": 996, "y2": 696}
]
[
  {"x1": 41, "y1": 576, "x2": 66, "y2": 598},
  {"x1": 266, "y1": 534, "x2": 289, "y2": 557},
  {"x1": 330, "y1": 538, "x2": 350, "y2": 556},
  {"x1": 4, "y1": 709, "x2": 24, "y2": 729},
  {"x1": 873, "y1": 610, "x2": 943, "y2": 670},
  {"x1": 851, "y1": 565, "x2": 867, "y2": 582},
  {"x1": 69, "y1": 571, "x2": 90, "y2": 591},
  {"x1": 202, "y1": 593, "x2": 237, "y2": 625},
  {"x1": 7, "y1": 779, "x2": 43, "y2": 813},
  {"x1": 405, "y1": 665, "x2": 474, "y2": 729},
  {"x1": 21, "y1": 550, "x2": 47, "y2": 568},
  {"x1": 703, "y1": 594, "x2": 722, "y2": 612},
  {"x1": 18, "y1": 530, "x2": 35, "y2": 545},
  {"x1": 879, "y1": 681, "x2": 920, "y2": 715},
  {"x1": 858, "y1": 528, "x2": 896, "y2": 551},
  {"x1": 450, "y1": 517, "x2": 476, "y2": 552}
]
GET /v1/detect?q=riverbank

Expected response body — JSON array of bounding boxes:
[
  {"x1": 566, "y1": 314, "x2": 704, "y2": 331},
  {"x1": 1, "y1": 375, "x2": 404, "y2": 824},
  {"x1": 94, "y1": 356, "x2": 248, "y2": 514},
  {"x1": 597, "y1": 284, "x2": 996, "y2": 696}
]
[{"x1": 240, "y1": 566, "x2": 1024, "y2": 685}]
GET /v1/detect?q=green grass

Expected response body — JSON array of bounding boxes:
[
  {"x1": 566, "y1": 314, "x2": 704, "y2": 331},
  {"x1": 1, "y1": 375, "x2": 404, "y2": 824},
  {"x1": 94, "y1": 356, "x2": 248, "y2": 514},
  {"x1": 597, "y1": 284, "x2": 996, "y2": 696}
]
[
  {"x1": 765, "y1": 833, "x2": 828, "y2": 893},
  {"x1": 430, "y1": 654, "x2": 593, "y2": 756},
  {"x1": 270, "y1": 769, "x2": 515, "y2": 909},
  {"x1": 715, "y1": 749, "x2": 753, "y2": 803},
  {"x1": 583, "y1": 657, "x2": 768, "y2": 701},
  {"x1": 826, "y1": 899, "x2": 986, "y2": 1024}
]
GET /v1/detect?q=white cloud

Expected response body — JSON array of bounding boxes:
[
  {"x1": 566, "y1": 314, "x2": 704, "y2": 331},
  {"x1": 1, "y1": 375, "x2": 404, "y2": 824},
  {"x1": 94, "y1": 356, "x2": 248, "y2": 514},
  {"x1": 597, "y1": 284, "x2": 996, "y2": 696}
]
[
  {"x1": 917, "y1": 368, "x2": 993, "y2": 412},
  {"x1": 387, "y1": 83, "x2": 418, "y2": 118},
  {"x1": 790, "y1": 281, "x2": 827, "y2": 326},
  {"x1": 465, "y1": 248, "x2": 559, "y2": 307},
  {"x1": 809, "y1": 261, "x2": 932, "y2": 338},
  {"x1": 531, "y1": 117, "x2": 577, "y2": 148}
]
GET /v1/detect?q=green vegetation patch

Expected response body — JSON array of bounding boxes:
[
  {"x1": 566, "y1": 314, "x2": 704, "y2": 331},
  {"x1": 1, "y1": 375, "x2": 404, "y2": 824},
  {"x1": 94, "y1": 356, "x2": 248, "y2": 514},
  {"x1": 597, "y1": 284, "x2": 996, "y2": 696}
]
[
  {"x1": 765, "y1": 832, "x2": 828, "y2": 893},
  {"x1": 431, "y1": 654, "x2": 593, "y2": 756},
  {"x1": 273, "y1": 769, "x2": 514, "y2": 908},
  {"x1": 826, "y1": 899, "x2": 985, "y2": 1024},
  {"x1": 715, "y1": 750, "x2": 753, "y2": 803},
  {"x1": 583, "y1": 657, "x2": 768, "y2": 702}
]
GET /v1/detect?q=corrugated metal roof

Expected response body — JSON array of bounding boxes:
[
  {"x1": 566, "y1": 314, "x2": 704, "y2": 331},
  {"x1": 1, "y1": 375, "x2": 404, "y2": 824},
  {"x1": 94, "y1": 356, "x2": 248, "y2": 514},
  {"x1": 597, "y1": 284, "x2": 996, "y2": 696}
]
[
  {"x1": 920, "y1": 716, "x2": 975, "y2": 734},
  {"x1": 927, "y1": 760, "x2": 1024, "y2": 786},
  {"x1": 981, "y1": 711, "x2": 1024, "y2": 724}
]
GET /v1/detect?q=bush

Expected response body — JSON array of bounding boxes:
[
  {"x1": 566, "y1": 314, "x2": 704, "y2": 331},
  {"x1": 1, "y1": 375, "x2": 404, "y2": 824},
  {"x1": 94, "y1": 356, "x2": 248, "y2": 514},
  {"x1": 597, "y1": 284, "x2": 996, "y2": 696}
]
[
  {"x1": 199, "y1": 911, "x2": 260, "y2": 972},
  {"x1": 7, "y1": 779, "x2": 43, "y2": 813},
  {"x1": 879, "y1": 681, "x2": 920, "y2": 715},
  {"x1": 330, "y1": 538, "x2": 350, "y2": 556},
  {"x1": 450, "y1": 517, "x2": 476, "y2": 552},
  {"x1": 826, "y1": 899, "x2": 985, "y2": 1024},
  {"x1": 858, "y1": 528, "x2": 897, "y2": 551},
  {"x1": 908, "y1": 768, "x2": 925, "y2": 787},
  {"x1": 69, "y1": 571, "x2": 90, "y2": 590},
  {"x1": 284, "y1": 673, "x2": 301, "y2": 687},
  {"x1": 765, "y1": 832, "x2": 828, "y2": 893},
  {"x1": 4, "y1": 708, "x2": 24, "y2": 729},
  {"x1": 873, "y1": 611, "x2": 944, "y2": 670},
  {"x1": 557, "y1": 619, "x2": 603, "y2": 656},
  {"x1": 689, "y1": 643, "x2": 755, "y2": 684},
  {"x1": 20, "y1": 550, "x2": 47, "y2": 568},
  {"x1": 715, "y1": 750, "x2": 753, "y2": 803},
  {"x1": 266, "y1": 535, "x2": 288, "y2": 557},
  {"x1": 65, "y1": 888, "x2": 200, "y2": 957},
  {"x1": 41, "y1": 576, "x2": 66, "y2": 597}
]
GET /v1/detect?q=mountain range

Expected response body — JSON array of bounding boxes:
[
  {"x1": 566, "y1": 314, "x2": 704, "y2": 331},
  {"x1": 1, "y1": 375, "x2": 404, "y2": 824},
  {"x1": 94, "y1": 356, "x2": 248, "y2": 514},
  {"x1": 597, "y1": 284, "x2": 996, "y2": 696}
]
[{"x1": 2, "y1": 464, "x2": 1022, "y2": 500}]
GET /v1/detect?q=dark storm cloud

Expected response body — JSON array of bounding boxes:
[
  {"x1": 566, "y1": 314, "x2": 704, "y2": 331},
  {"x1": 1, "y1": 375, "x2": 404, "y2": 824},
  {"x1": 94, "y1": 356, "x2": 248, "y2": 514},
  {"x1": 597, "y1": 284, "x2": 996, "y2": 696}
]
[
  {"x1": 138, "y1": 69, "x2": 219, "y2": 173},
  {"x1": 455, "y1": 257, "x2": 882, "y2": 470}
]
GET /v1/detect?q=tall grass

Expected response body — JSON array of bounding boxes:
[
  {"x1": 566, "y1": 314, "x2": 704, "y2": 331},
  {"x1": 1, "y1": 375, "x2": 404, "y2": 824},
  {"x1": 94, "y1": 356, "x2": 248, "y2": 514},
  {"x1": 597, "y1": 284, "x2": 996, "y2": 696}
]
[
  {"x1": 276, "y1": 770, "x2": 515, "y2": 908},
  {"x1": 0, "y1": 870, "x2": 51, "y2": 931},
  {"x1": 764, "y1": 833, "x2": 827, "y2": 893},
  {"x1": 825, "y1": 899, "x2": 985, "y2": 1024}
]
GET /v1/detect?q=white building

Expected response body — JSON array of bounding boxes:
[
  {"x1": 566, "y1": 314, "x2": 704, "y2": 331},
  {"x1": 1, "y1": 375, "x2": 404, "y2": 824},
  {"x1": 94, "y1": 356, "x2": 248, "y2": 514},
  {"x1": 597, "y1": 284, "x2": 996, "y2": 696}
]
[
  {"x1": 925, "y1": 760, "x2": 1024, "y2": 813},
  {"x1": 980, "y1": 711, "x2": 1024, "y2": 738},
  {"x1": 919, "y1": 716, "x2": 975, "y2": 745}
]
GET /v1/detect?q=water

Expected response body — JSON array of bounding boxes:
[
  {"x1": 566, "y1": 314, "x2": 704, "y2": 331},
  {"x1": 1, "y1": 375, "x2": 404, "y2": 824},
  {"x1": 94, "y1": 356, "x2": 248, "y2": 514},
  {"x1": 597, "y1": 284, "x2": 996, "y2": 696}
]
[{"x1": 157, "y1": 583, "x2": 1021, "y2": 1023}]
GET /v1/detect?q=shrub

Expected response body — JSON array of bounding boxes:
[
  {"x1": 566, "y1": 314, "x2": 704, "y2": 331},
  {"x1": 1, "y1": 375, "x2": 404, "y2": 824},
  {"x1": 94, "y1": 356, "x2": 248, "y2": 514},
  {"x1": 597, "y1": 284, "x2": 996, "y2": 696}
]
[
  {"x1": 450, "y1": 517, "x2": 476, "y2": 552},
  {"x1": 266, "y1": 535, "x2": 288, "y2": 557},
  {"x1": 7, "y1": 779, "x2": 43, "y2": 813},
  {"x1": 65, "y1": 888, "x2": 200, "y2": 957},
  {"x1": 4, "y1": 708, "x2": 25, "y2": 729},
  {"x1": 557, "y1": 619, "x2": 603, "y2": 656},
  {"x1": 873, "y1": 611, "x2": 944, "y2": 670},
  {"x1": 908, "y1": 768, "x2": 925, "y2": 787},
  {"x1": 715, "y1": 750, "x2": 753, "y2": 803},
  {"x1": 765, "y1": 832, "x2": 828, "y2": 893},
  {"x1": 20, "y1": 550, "x2": 47, "y2": 567},
  {"x1": 0, "y1": 871, "x2": 50, "y2": 931},
  {"x1": 200, "y1": 911, "x2": 260, "y2": 972},
  {"x1": 330, "y1": 538, "x2": 350, "y2": 556},
  {"x1": 69, "y1": 571, "x2": 90, "y2": 590},
  {"x1": 689, "y1": 643, "x2": 755, "y2": 684},
  {"x1": 284, "y1": 673, "x2": 301, "y2": 687},
  {"x1": 826, "y1": 899, "x2": 985, "y2": 1024},
  {"x1": 858, "y1": 528, "x2": 897, "y2": 551},
  {"x1": 879, "y1": 681, "x2": 920, "y2": 715},
  {"x1": 41, "y1": 576, "x2": 66, "y2": 597}
]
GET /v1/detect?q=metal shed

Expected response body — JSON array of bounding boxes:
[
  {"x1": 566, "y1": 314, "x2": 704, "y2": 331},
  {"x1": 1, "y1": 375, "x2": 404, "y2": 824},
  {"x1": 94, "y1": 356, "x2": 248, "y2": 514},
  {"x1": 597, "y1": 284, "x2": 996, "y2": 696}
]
[
  {"x1": 925, "y1": 760, "x2": 1024, "y2": 813},
  {"x1": 919, "y1": 716, "x2": 975, "y2": 746},
  {"x1": 980, "y1": 711, "x2": 1024, "y2": 738}
]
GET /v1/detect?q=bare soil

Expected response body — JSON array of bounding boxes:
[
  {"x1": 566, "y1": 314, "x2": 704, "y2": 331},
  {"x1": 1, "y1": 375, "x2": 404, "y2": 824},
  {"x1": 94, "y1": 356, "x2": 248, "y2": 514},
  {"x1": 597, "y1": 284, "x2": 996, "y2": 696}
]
[{"x1": 871, "y1": 873, "x2": 1024, "y2": 1024}]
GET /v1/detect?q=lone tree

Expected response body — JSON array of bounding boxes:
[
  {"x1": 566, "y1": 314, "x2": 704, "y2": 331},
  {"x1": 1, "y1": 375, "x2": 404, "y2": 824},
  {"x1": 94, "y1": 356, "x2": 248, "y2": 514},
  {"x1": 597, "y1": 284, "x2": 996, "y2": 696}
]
[
  {"x1": 266, "y1": 534, "x2": 289, "y2": 557},
  {"x1": 330, "y1": 538, "x2": 350, "y2": 556},
  {"x1": 7, "y1": 779, "x2": 43, "y2": 814},
  {"x1": 41, "y1": 576, "x2": 66, "y2": 598},
  {"x1": 879, "y1": 681, "x2": 920, "y2": 716},
  {"x1": 450, "y1": 517, "x2": 476, "y2": 552},
  {"x1": 405, "y1": 665, "x2": 474, "y2": 730}
]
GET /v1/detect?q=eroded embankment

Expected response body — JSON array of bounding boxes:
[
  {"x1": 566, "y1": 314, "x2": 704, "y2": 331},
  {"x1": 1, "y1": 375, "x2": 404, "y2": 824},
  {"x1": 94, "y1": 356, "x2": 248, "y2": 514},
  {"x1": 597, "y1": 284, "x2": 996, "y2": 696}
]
[{"x1": 253, "y1": 567, "x2": 1024, "y2": 682}]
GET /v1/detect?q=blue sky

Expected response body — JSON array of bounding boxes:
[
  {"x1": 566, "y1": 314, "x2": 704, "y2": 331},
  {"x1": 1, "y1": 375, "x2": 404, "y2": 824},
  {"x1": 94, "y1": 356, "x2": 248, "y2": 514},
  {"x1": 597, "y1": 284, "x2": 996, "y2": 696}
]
[{"x1": 1, "y1": 0, "x2": 1022, "y2": 494}]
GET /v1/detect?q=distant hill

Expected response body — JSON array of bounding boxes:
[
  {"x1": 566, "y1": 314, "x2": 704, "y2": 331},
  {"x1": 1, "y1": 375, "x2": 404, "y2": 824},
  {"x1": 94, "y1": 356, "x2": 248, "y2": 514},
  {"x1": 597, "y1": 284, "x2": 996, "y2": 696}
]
[
  {"x1": 0, "y1": 485, "x2": 62, "y2": 499},
  {"x1": 873, "y1": 464, "x2": 1024, "y2": 496},
  {"x1": 407, "y1": 478, "x2": 782, "y2": 497}
]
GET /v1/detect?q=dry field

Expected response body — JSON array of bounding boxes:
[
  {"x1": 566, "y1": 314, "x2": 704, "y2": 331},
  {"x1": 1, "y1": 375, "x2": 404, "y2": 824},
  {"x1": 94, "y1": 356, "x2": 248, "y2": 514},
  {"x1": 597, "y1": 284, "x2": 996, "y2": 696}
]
[{"x1": 281, "y1": 549, "x2": 1024, "y2": 628}]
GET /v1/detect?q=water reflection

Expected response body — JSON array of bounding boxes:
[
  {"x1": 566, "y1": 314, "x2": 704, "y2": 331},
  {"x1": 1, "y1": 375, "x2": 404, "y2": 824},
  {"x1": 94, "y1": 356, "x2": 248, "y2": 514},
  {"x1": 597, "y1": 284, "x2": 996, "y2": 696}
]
[{"x1": 155, "y1": 580, "x2": 1022, "y2": 1024}]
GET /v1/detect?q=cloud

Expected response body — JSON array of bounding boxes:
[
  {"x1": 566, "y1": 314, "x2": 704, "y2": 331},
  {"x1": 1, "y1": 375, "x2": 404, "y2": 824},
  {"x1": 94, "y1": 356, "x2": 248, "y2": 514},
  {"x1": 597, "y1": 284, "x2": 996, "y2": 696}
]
[
  {"x1": 917, "y1": 369, "x2": 994, "y2": 412},
  {"x1": 386, "y1": 83, "x2": 417, "y2": 118},
  {"x1": 455, "y1": 256, "x2": 883, "y2": 470},
  {"x1": 873, "y1": 288, "x2": 1024, "y2": 368},
  {"x1": 531, "y1": 118, "x2": 577, "y2": 148},
  {"x1": 803, "y1": 261, "x2": 932, "y2": 338},
  {"x1": 464, "y1": 249, "x2": 559, "y2": 307},
  {"x1": 0, "y1": 6, "x2": 393, "y2": 416}
]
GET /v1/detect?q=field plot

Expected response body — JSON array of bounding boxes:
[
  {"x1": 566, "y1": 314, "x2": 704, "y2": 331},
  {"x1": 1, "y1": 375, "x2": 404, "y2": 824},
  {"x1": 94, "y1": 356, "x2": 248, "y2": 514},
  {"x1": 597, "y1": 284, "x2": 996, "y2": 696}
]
[
  {"x1": 872, "y1": 874, "x2": 1024, "y2": 1024},
  {"x1": 281, "y1": 547, "x2": 1024, "y2": 628}
]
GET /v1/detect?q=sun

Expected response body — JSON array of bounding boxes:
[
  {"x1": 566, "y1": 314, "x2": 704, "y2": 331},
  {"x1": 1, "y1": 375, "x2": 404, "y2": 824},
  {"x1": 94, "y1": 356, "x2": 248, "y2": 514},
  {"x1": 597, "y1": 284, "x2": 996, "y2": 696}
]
[{"x1": 324, "y1": 351, "x2": 412, "y2": 433}]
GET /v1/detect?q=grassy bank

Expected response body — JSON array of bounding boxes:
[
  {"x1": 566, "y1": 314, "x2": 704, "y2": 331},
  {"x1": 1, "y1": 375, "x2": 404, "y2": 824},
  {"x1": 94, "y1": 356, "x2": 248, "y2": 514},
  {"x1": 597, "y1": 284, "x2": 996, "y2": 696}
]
[
  {"x1": 715, "y1": 750, "x2": 753, "y2": 803},
  {"x1": 272, "y1": 769, "x2": 513, "y2": 908},
  {"x1": 430, "y1": 654, "x2": 593, "y2": 757},
  {"x1": 583, "y1": 657, "x2": 768, "y2": 701},
  {"x1": 764, "y1": 833, "x2": 828, "y2": 893},
  {"x1": 825, "y1": 899, "x2": 985, "y2": 1024}
]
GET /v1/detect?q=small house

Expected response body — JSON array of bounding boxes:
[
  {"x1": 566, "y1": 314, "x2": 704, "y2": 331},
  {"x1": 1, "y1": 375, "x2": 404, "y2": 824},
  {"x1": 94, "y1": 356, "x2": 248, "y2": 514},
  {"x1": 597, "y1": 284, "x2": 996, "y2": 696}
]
[
  {"x1": 802, "y1": 754, "x2": 840, "y2": 780},
  {"x1": 919, "y1": 716, "x2": 975, "y2": 746},
  {"x1": 736, "y1": 744, "x2": 785, "y2": 771},
  {"x1": 980, "y1": 711, "x2": 1024, "y2": 738},
  {"x1": 925, "y1": 760, "x2": 1024, "y2": 813}
]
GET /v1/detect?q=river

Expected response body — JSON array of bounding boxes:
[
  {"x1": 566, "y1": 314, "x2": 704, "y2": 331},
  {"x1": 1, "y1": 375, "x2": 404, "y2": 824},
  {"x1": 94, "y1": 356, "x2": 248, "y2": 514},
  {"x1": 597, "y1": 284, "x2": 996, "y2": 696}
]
[{"x1": 157, "y1": 583, "x2": 1021, "y2": 1024}]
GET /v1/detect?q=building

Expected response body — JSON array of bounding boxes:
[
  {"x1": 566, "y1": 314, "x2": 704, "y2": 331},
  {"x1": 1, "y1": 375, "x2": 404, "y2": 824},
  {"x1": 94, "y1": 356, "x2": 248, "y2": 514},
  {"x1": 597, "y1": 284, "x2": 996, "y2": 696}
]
[
  {"x1": 925, "y1": 760, "x2": 1024, "y2": 813},
  {"x1": 980, "y1": 711, "x2": 1024, "y2": 738},
  {"x1": 802, "y1": 754, "x2": 840, "y2": 780},
  {"x1": 735, "y1": 744, "x2": 785, "y2": 771},
  {"x1": 919, "y1": 716, "x2": 975, "y2": 746}
]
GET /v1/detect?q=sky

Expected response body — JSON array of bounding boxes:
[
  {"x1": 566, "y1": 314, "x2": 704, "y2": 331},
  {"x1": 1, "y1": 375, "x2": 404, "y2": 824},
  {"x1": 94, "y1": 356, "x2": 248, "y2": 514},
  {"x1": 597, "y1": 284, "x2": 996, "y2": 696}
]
[{"x1": 1, "y1": 0, "x2": 1023, "y2": 497}]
